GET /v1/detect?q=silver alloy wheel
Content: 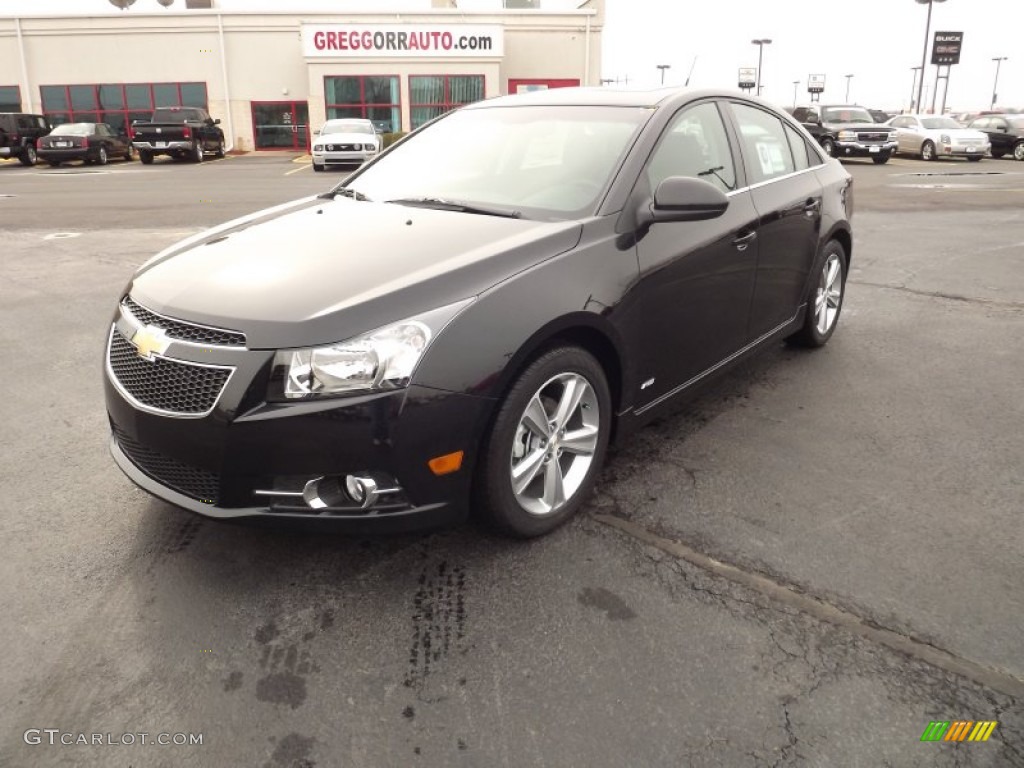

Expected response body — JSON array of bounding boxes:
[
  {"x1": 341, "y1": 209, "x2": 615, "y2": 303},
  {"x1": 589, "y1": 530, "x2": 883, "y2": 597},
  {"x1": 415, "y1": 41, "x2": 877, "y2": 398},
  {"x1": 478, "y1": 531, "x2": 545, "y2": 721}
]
[
  {"x1": 1015, "y1": 142, "x2": 1024, "y2": 161},
  {"x1": 921, "y1": 141, "x2": 935, "y2": 161},
  {"x1": 815, "y1": 252, "x2": 843, "y2": 335},
  {"x1": 509, "y1": 372, "x2": 600, "y2": 517},
  {"x1": 98, "y1": 147, "x2": 107, "y2": 165}
]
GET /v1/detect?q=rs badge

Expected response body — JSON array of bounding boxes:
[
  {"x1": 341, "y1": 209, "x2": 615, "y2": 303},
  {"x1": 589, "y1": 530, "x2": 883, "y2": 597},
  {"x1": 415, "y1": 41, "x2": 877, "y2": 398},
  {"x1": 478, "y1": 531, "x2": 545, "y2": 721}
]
[{"x1": 131, "y1": 324, "x2": 171, "y2": 360}]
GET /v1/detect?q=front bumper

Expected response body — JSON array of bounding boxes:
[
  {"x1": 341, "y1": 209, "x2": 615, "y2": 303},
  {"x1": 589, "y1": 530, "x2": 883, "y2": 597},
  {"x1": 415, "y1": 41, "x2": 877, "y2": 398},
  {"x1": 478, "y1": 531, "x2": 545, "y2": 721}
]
[
  {"x1": 312, "y1": 149, "x2": 376, "y2": 167},
  {"x1": 0, "y1": 146, "x2": 14, "y2": 157},
  {"x1": 104, "y1": 318, "x2": 492, "y2": 531},
  {"x1": 834, "y1": 140, "x2": 898, "y2": 158},
  {"x1": 939, "y1": 142, "x2": 990, "y2": 157}
]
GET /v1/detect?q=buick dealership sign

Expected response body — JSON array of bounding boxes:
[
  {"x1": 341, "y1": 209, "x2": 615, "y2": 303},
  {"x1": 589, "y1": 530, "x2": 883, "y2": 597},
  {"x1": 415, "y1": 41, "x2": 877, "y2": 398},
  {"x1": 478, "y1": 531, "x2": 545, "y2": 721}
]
[
  {"x1": 302, "y1": 24, "x2": 504, "y2": 58},
  {"x1": 932, "y1": 31, "x2": 963, "y2": 66}
]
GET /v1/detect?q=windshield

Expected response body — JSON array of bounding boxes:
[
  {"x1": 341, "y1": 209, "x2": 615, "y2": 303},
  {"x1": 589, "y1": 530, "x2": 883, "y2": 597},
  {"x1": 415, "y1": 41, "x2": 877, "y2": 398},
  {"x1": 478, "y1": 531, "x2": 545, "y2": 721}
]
[
  {"x1": 822, "y1": 107, "x2": 873, "y2": 124},
  {"x1": 921, "y1": 117, "x2": 961, "y2": 130},
  {"x1": 322, "y1": 120, "x2": 375, "y2": 135},
  {"x1": 51, "y1": 123, "x2": 93, "y2": 136},
  {"x1": 339, "y1": 105, "x2": 648, "y2": 220}
]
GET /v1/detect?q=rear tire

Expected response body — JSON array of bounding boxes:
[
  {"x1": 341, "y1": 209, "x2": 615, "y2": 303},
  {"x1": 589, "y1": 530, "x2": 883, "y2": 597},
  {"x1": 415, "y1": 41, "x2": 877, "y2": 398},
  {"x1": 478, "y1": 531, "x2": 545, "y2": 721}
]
[
  {"x1": 193, "y1": 142, "x2": 204, "y2": 163},
  {"x1": 124, "y1": 144, "x2": 134, "y2": 161},
  {"x1": 139, "y1": 150, "x2": 154, "y2": 165},
  {"x1": 1014, "y1": 142, "x2": 1024, "y2": 162},
  {"x1": 476, "y1": 346, "x2": 611, "y2": 539},
  {"x1": 19, "y1": 144, "x2": 36, "y2": 166},
  {"x1": 789, "y1": 239, "x2": 847, "y2": 348},
  {"x1": 97, "y1": 147, "x2": 108, "y2": 166}
]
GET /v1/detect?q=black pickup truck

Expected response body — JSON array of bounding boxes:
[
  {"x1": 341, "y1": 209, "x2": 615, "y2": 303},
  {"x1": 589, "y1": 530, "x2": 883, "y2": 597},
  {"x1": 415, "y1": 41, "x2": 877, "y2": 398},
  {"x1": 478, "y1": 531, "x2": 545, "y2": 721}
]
[
  {"x1": 129, "y1": 107, "x2": 225, "y2": 164},
  {"x1": 791, "y1": 104, "x2": 897, "y2": 164}
]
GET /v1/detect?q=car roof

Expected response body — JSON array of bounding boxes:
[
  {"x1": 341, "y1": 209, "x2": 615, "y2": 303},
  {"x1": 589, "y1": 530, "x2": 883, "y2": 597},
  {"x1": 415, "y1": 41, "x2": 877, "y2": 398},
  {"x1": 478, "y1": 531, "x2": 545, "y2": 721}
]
[{"x1": 464, "y1": 86, "x2": 739, "y2": 111}]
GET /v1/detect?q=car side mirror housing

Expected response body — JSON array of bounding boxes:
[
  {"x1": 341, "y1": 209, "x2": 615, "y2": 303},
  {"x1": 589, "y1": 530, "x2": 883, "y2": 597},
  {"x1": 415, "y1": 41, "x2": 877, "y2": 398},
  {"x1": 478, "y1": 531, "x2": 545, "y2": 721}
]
[
  {"x1": 638, "y1": 176, "x2": 730, "y2": 227},
  {"x1": 314, "y1": 129, "x2": 320, "y2": 135},
  {"x1": 213, "y1": 118, "x2": 221, "y2": 125}
]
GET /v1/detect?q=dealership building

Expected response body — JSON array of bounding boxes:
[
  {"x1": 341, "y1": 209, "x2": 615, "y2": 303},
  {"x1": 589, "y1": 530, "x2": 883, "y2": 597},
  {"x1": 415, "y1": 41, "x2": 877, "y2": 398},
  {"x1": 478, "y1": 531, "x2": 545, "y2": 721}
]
[{"x1": 0, "y1": 0, "x2": 603, "y2": 151}]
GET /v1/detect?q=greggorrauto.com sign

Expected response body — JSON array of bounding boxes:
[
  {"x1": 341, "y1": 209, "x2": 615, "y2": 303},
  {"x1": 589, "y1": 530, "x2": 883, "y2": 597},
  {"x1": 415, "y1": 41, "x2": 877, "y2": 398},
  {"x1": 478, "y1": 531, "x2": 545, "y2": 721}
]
[{"x1": 302, "y1": 24, "x2": 504, "y2": 58}]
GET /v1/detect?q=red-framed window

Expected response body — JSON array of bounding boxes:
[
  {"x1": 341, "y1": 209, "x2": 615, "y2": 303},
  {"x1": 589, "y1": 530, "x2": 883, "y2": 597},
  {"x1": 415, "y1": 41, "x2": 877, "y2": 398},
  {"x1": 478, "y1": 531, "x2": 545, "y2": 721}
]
[
  {"x1": 39, "y1": 82, "x2": 207, "y2": 136},
  {"x1": 507, "y1": 78, "x2": 580, "y2": 95},
  {"x1": 409, "y1": 75, "x2": 484, "y2": 130},
  {"x1": 324, "y1": 75, "x2": 400, "y2": 134},
  {"x1": 0, "y1": 85, "x2": 21, "y2": 112}
]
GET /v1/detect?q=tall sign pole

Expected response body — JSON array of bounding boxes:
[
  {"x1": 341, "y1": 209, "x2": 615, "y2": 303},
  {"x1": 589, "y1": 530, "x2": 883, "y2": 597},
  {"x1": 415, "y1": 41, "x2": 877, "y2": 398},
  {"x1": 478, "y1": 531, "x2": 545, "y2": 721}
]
[{"x1": 914, "y1": 0, "x2": 947, "y2": 119}]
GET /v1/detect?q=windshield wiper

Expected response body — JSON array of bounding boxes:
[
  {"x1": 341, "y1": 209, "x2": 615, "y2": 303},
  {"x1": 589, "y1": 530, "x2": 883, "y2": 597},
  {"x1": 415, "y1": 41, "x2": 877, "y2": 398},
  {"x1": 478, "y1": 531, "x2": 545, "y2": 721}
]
[
  {"x1": 698, "y1": 166, "x2": 731, "y2": 189},
  {"x1": 385, "y1": 197, "x2": 522, "y2": 219},
  {"x1": 318, "y1": 187, "x2": 372, "y2": 202}
]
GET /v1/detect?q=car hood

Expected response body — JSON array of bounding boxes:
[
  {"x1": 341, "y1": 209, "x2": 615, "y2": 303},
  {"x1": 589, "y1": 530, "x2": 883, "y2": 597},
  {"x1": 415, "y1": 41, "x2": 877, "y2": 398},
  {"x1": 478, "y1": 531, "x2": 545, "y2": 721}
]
[
  {"x1": 921, "y1": 127, "x2": 989, "y2": 140},
  {"x1": 830, "y1": 122, "x2": 894, "y2": 132},
  {"x1": 126, "y1": 197, "x2": 583, "y2": 349},
  {"x1": 317, "y1": 132, "x2": 377, "y2": 145}
]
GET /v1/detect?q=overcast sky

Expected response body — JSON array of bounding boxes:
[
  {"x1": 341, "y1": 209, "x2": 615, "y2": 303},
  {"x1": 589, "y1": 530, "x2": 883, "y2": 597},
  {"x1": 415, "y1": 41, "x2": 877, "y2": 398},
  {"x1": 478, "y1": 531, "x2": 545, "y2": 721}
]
[{"x1": 4, "y1": 0, "x2": 1022, "y2": 111}]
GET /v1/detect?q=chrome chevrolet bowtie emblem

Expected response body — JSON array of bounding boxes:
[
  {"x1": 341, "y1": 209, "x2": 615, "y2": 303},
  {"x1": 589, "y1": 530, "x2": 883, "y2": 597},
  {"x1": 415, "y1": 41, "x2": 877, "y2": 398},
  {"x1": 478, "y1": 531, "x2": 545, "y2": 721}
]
[{"x1": 131, "y1": 324, "x2": 171, "y2": 360}]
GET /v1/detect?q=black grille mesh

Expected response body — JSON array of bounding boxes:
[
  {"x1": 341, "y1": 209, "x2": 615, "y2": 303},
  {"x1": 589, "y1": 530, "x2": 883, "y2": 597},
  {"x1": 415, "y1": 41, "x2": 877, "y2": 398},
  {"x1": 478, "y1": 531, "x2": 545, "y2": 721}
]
[
  {"x1": 114, "y1": 426, "x2": 219, "y2": 504},
  {"x1": 122, "y1": 296, "x2": 246, "y2": 347},
  {"x1": 108, "y1": 328, "x2": 231, "y2": 415}
]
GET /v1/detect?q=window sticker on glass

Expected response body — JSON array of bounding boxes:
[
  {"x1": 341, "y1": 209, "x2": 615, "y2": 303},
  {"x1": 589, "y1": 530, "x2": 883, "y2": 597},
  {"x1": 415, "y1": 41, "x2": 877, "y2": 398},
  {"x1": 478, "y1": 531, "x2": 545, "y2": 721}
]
[{"x1": 756, "y1": 141, "x2": 787, "y2": 177}]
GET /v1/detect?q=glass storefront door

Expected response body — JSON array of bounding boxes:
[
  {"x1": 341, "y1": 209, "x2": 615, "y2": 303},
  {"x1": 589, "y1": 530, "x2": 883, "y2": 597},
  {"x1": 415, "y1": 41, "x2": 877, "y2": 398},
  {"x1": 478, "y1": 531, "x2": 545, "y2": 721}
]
[{"x1": 251, "y1": 101, "x2": 309, "y2": 150}]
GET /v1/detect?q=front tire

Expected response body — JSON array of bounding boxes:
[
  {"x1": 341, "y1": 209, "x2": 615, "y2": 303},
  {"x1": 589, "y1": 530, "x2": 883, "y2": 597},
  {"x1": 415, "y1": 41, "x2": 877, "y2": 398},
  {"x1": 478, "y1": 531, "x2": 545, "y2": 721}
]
[
  {"x1": 139, "y1": 150, "x2": 154, "y2": 165},
  {"x1": 821, "y1": 138, "x2": 836, "y2": 158},
  {"x1": 872, "y1": 155, "x2": 890, "y2": 165},
  {"x1": 991, "y1": 149, "x2": 1006, "y2": 159},
  {"x1": 921, "y1": 140, "x2": 936, "y2": 161},
  {"x1": 312, "y1": 162, "x2": 324, "y2": 172},
  {"x1": 1014, "y1": 142, "x2": 1024, "y2": 161},
  {"x1": 476, "y1": 347, "x2": 611, "y2": 538},
  {"x1": 96, "y1": 147, "x2": 108, "y2": 166},
  {"x1": 215, "y1": 140, "x2": 225, "y2": 159},
  {"x1": 789, "y1": 240, "x2": 847, "y2": 348}
]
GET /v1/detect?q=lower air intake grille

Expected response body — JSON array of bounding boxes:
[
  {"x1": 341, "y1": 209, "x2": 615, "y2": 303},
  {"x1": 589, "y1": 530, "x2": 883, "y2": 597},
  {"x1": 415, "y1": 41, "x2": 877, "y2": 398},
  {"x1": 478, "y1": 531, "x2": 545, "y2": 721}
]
[{"x1": 114, "y1": 426, "x2": 220, "y2": 504}]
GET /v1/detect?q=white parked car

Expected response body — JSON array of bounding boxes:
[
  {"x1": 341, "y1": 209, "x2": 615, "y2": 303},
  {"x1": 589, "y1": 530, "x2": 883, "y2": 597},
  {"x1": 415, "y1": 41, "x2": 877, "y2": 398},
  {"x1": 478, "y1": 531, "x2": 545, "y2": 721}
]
[
  {"x1": 311, "y1": 118, "x2": 380, "y2": 172},
  {"x1": 888, "y1": 114, "x2": 990, "y2": 161}
]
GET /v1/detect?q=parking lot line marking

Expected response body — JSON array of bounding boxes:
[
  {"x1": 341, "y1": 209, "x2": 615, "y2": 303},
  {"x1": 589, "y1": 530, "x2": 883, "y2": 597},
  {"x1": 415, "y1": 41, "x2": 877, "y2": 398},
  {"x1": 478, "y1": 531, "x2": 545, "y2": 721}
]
[
  {"x1": 593, "y1": 512, "x2": 1024, "y2": 699},
  {"x1": 284, "y1": 165, "x2": 308, "y2": 176}
]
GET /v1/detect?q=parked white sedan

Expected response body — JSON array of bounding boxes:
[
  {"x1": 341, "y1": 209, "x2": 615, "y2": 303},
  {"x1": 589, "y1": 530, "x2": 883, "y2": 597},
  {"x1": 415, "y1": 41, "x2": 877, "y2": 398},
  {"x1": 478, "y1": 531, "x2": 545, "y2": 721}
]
[
  {"x1": 888, "y1": 114, "x2": 990, "y2": 161},
  {"x1": 311, "y1": 118, "x2": 380, "y2": 172}
]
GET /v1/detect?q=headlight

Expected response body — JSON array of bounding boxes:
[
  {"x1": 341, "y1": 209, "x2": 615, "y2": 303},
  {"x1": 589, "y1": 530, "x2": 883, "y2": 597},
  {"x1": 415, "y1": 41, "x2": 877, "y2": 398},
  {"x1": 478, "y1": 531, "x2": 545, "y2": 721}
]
[
  {"x1": 837, "y1": 130, "x2": 856, "y2": 141},
  {"x1": 940, "y1": 134, "x2": 951, "y2": 144},
  {"x1": 272, "y1": 299, "x2": 474, "y2": 399},
  {"x1": 313, "y1": 144, "x2": 324, "y2": 151}
]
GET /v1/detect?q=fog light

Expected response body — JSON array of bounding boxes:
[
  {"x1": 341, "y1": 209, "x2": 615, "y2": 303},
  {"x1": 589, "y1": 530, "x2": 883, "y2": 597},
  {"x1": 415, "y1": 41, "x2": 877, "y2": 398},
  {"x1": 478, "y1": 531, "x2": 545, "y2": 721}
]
[{"x1": 345, "y1": 474, "x2": 379, "y2": 508}]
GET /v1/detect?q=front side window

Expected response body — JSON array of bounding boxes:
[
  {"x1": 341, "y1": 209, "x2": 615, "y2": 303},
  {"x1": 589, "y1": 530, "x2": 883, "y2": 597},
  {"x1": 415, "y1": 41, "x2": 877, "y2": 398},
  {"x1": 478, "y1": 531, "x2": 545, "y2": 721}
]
[
  {"x1": 342, "y1": 105, "x2": 648, "y2": 219},
  {"x1": 731, "y1": 103, "x2": 796, "y2": 185},
  {"x1": 410, "y1": 75, "x2": 485, "y2": 130},
  {"x1": 646, "y1": 101, "x2": 736, "y2": 194}
]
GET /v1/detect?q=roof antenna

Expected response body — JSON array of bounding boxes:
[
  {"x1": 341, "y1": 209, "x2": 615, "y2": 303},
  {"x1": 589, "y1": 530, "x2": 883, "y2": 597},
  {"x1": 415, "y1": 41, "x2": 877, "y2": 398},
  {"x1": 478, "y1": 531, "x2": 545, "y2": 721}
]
[{"x1": 685, "y1": 56, "x2": 698, "y2": 87}]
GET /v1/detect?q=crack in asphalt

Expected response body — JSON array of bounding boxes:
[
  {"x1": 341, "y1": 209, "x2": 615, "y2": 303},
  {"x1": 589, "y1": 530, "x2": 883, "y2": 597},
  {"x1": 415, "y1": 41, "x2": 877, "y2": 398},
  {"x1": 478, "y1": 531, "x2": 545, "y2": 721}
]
[
  {"x1": 850, "y1": 280, "x2": 1024, "y2": 311},
  {"x1": 592, "y1": 512, "x2": 1024, "y2": 701}
]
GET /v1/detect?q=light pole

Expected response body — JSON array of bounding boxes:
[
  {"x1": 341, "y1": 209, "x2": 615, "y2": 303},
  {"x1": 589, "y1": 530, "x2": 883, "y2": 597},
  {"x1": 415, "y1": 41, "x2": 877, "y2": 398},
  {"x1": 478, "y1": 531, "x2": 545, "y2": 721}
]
[
  {"x1": 909, "y1": 66, "x2": 922, "y2": 111},
  {"x1": 991, "y1": 57, "x2": 1008, "y2": 111},
  {"x1": 845, "y1": 74, "x2": 854, "y2": 102},
  {"x1": 751, "y1": 39, "x2": 772, "y2": 96},
  {"x1": 792, "y1": 80, "x2": 800, "y2": 107},
  {"x1": 914, "y1": 0, "x2": 947, "y2": 116},
  {"x1": 656, "y1": 64, "x2": 671, "y2": 85}
]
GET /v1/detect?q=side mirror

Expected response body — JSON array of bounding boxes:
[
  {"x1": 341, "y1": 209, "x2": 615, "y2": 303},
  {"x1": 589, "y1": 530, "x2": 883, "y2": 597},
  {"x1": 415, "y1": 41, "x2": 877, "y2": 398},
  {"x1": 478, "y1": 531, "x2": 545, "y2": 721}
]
[
  {"x1": 213, "y1": 118, "x2": 221, "y2": 125},
  {"x1": 637, "y1": 176, "x2": 730, "y2": 227},
  {"x1": 314, "y1": 129, "x2": 321, "y2": 135}
]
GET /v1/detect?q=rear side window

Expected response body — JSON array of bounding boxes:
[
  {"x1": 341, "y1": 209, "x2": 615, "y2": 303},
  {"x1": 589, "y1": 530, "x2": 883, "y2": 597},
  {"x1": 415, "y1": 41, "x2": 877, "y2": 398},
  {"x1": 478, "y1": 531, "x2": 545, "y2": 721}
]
[
  {"x1": 646, "y1": 101, "x2": 737, "y2": 194},
  {"x1": 783, "y1": 123, "x2": 811, "y2": 171},
  {"x1": 732, "y1": 103, "x2": 796, "y2": 185},
  {"x1": 971, "y1": 118, "x2": 989, "y2": 129}
]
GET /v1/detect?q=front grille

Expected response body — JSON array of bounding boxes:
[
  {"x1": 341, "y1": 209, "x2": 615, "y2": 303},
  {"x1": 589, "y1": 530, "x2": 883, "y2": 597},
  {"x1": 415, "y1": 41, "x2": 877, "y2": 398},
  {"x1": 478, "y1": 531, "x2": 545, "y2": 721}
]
[
  {"x1": 114, "y1": 426, "x2": 219, "y2": 504},
  {"x1": 122, "y1": 296, "x2": 246, "y2": 347},
  {"x1": 327, "y1": 143, "x2": 357, "y2": 152},
  {"x1": 108, "y1": 327, "x2": 232, "y2": 416},
  {"x1": 857, "y1": 132, "x2": 890, "y2": 142}
]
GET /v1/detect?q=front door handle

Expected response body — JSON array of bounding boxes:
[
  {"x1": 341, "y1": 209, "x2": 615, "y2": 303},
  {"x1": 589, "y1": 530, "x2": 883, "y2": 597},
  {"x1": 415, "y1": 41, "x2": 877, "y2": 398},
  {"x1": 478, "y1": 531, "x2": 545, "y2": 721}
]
[
  {"x1": 733, "y1": 230, "x2": 757, "y2": 251},
  {"x1": 803, "y1": 199, "x2": 821, "y2": 216}
]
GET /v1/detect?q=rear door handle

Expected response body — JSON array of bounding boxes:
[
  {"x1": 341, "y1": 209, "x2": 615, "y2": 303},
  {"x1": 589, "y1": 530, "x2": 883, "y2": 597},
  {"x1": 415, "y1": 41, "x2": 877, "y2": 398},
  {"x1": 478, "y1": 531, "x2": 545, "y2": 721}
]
[{"x1": 733, "y1": 230, "x2": 757, "y2": 251}]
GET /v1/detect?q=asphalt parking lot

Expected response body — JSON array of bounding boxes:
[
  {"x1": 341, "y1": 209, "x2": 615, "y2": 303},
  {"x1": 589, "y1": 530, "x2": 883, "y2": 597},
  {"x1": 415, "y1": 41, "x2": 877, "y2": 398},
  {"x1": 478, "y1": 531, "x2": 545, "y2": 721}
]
[{"x1": 1, "y1": 152, "x2": 1023, "y2": 767}]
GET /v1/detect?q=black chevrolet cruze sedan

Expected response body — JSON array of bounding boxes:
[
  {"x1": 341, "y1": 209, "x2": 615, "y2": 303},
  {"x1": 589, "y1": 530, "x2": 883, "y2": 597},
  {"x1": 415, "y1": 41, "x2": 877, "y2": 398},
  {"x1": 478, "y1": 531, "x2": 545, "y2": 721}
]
[{"x1": 105, "y1": 87, "x2": 853, "y2": 538}]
